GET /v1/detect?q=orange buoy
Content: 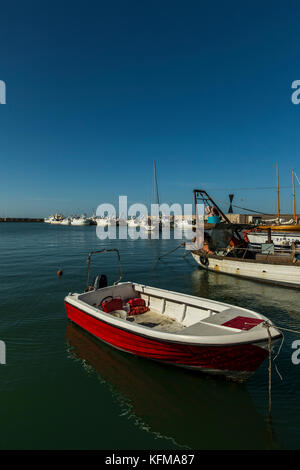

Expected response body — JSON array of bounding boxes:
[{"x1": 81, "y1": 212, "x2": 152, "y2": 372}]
[{"x1": 57, "y1": 270, "x2": 63, "y2": 277}]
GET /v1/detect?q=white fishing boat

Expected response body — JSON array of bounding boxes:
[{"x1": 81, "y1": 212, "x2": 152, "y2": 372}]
[
  {"x1": 257, "y1": 167, "x2": 300, "y2": 231},
  {"x1": 96, "y1": 217, "x2": 117, "y2": 227},
  {"x1": 60, "y1": 217, "x2": 71, "y2": 225},
  {"x1": 49, "y1": 213, "x2": 64, "y2": 224},
  {"x1": 247, "y1": 231, "x2": 300, "y2": 251},
  {"x1": 106, "y1": 218, "x2": 117, "y2": 226},
  {"x1": 175, "y1": 217, "x2": 194, "y2": 229},
  {"x1": 64, "y1": 249, "x2": 281, "y2": 382},
  {"x1": 140, "y1": 217, "x2": 159, "y2": 231},
  {"x1": 189, "y1": 188, "x2": 300, "y2": 288},
  {"x1": 71, "y1": 214, "x2": 91, "y2": 226},
  {"x1": 127, "y1": 217, "x2": 141, "y2": 227},
  {"x1": 161, "y1": 215, "x2": 171, "y2": 228},
  {"x1": 96, "y1": 217, "x2": 110, "y2": 226},
  {"x1": 89, "y1": 215, "x2": 97, "y2": 225},
  {"x1": 191, "y1": 250, "x2": 300, "y2": 288}
]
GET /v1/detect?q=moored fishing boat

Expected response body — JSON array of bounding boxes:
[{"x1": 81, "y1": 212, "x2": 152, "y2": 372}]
[
  {"x1": 140, "y1": 216, "x2": 159, "y2": 231},
  {"x1": 174, "y1": 217, "x2": 194, "y2": 229},
  {"x1": 127, "y1": 217, "x2": 141, "y2": 227},
  {"x1": 71, "y1": 214, "x2": 91, "y2": 226},
  {"x1": 96, "y1": 217, "x2": 110, "y2": 226},
  {"x1": 247, "y1": 231, "x2": 300, "y2": 251},
  {"x1": 257, "y1": 167, "x2": 300, "y2": 231},
  {"x1": 191, "y1": 249, "x2": 300, "y2": 288},
  {"x1": 60, "y1": 217, "x2": 71, "y2": 225},
  {"x1": 257, "y1": 223, "x2": 300, "y2": 232},
  {"x1": 190, "y1": 188, "x2": 300, "y2": 288},
  {"x1": 49, "y1": 213, "x2": 64, "y2": 224},
  {"x1": 64, "y1": 249, "x2": 281, "y2": 381}
]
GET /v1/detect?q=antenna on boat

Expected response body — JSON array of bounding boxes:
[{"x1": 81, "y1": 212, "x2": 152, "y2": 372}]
[
  {"x1": 228, "y1": 194, "x2": 234, "y2": 213},
  {"x1": 293, "y1": 169, "x2": 296, "y2": 222},
  {"x1": 276, "y1": 163, "x2": 280, "y2": 222}
]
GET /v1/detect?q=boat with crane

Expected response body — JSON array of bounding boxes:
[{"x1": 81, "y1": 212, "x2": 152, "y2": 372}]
[{"x1": 189, "y1": 189, "x2": 300, "y2": 288}]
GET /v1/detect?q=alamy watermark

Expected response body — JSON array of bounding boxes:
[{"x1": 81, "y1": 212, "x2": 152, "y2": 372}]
[
  {"x1": 0, "y1": 80, "x2": 6, "y2": 104},
  {"x1": 0, "y1": 340, "x2": 6, "y2": 364},
  {"x1": 291, "y1": 80, "x2": 300, "y2": 104},
  {"x1": 291, "y1": 340, "x2": 300, "y2": 365},
  {"x1": 95, "y1": 196, "x2": 204, "y2": 250}
]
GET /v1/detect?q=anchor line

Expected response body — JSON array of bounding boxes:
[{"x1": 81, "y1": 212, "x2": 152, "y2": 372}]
[{"x1": 262, "y1": 321, "x2": 300, "y2": 416}]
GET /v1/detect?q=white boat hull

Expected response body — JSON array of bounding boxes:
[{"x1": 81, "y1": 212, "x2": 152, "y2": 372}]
[
  {"x1": 127, "y1": 220, "x2": 140, "y2": 227},
  {"x1": 71, "y1": 219, "x2": 91, "y2": 226},
  {"x1": 248, "y1": 232, "x2": 300, "y2": 250},
  {"x1": 140, "y1": 223, "x2": 159, "y2": 231},
  {"x1": 96, "y1": 219, "x2": 109, "y2": 226},
  {"x1": 191, "y1": 252, "x2": 300, "y2": 288}
]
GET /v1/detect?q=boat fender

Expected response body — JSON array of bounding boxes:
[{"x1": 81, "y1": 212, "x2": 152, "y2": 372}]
[
  {"x1": 200, "y1": 256, "x2": 209, "y2": 266},
  {"x1": 242, "y1": 230, "x2": 250, "y2": 244}
]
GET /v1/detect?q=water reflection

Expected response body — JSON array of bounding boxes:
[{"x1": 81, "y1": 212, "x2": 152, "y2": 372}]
[
  {"x1": 189, "y1": 268, "x2": 300, "y2": 323},
  {"x1": 66, "y1": 322, "x2": 280, "y2": 450}
]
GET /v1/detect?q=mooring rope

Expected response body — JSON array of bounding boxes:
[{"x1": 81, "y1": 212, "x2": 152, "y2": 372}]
[
  {"x1": 272, "y1": 325, "x2": 300, "y2": 335},
  {"x1": 158, "y1": 242, "x2": 185, "y2": 260},
  {"x1": 262, "y1": 321, "x2": 300, "y2": 417},
  {"x1": 264, "y1": 322, "x2": 273, "y2": 417}
]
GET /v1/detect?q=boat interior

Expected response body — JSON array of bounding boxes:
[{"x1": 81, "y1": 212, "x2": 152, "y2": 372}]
[{"x1": 77, "y1": 282, "x2": 264, "y2": 336}]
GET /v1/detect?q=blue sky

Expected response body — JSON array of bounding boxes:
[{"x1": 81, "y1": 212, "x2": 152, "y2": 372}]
[{"x1": 1, "y1": 0, "x2": 300, "y2": 217}]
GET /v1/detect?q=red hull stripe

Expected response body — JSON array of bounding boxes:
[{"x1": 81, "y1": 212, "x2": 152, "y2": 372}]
[{"x1": 65, "y1": 302, "x2": 268, "y2": 372}]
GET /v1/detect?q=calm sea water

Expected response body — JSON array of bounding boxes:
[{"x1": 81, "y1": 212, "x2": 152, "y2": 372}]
[{"x1": 1, "y1": 223, "x2": 300, "y2": 450}]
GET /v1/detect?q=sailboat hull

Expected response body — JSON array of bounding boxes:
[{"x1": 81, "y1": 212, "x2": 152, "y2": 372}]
[{"x1": 257, "y1": 225, "x2": 300, "y2": 231}]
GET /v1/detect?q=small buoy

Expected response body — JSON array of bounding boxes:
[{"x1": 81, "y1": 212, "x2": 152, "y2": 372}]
[{"x1": 57, "y1": 270, "x2": 63, "y2": 277}]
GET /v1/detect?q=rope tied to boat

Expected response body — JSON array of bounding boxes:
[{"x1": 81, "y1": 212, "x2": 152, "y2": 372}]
[
  {"x1": 158, "y1": 242, "x2": 186, "y2": 260},
  {"x1": 262, "y1": 321, "x2": 273, "y2": 417},
  {"x1": 260, "y1": 320, "x2": 300, "y2": 418}
]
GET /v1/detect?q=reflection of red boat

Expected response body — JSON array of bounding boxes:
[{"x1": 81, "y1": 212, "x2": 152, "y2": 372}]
[
  {"x1": 64, "y1": 249, "x2": 281, "y2": 382},
  {"x1": 66, "y1": 322, "x2": 278, "y2": 450}
]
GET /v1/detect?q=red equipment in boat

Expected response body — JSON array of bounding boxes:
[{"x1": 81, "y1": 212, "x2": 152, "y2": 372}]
[
  {"x1": 101, "y1": 297, "x2": 123, "y2": 313},
  {"x1": 129, "y1": 306, "x2": 150, "y2": 316},
  {"x1": 128, "y1": 298, "x2": 149, "y2": 315},
  {"x1": 128, "y1": 298, "x2": 146, "y2": 308}
]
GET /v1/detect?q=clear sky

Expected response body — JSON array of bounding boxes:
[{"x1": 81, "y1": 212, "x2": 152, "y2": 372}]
[{"x1": 1, "y1": 0, "x2": 300, "y2": 217}]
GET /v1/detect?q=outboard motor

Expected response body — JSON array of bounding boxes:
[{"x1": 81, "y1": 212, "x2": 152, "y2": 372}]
[{"x1": 93, "y1": 274, "x2": 108, "y2": 290}]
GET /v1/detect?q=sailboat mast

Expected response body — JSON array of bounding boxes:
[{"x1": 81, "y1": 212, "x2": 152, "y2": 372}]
[
  {"x1": 153, "y1": 160, "x2": 160, "y2": 206},
  {"x1": 276, "y1": 163, "x2": 280, "y2": 221},
  {"x1": 293, "y1": 169, "x2": 296, "y2": 221}
]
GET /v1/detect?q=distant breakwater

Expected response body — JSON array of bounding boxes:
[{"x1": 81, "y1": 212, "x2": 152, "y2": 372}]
[{"x1": 0, "y1": 218, "x2": 44, "y2": 223}]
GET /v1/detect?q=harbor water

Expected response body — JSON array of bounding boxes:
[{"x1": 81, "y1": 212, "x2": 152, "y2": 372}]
[{"x1": 1, "y1": 223, "x2": 300, "y2": 450}]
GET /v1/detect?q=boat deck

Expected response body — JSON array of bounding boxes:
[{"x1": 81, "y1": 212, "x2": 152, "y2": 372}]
[
  {"x1": 110, "y1": 307, "x2": 263, "y2": 337},
  {"x1": 112, "y1": 310, "x2": 186, "y2": 333}
]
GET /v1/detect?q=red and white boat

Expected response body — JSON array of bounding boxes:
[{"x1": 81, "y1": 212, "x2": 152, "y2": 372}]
[{"x1": 64, "y1": 249, "x2": 282, "y2": 381}]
